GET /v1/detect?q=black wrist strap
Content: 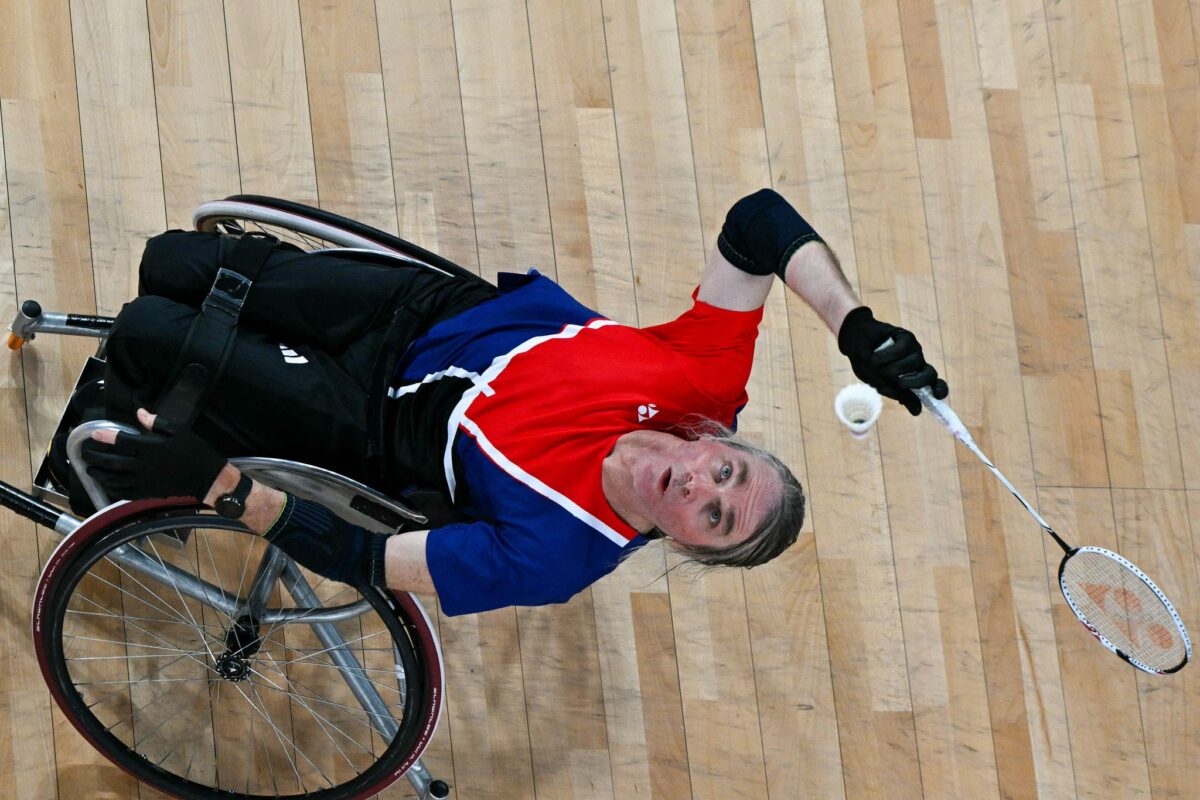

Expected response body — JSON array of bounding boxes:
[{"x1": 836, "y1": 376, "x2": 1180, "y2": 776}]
[{"x1": 225, "y1": 472, "x2": 253, "y2": 504}]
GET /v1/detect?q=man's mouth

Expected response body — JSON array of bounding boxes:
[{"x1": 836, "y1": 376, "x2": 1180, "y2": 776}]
[{"x1": 659, "y1": 467, "x2": 671, "y2": 494}]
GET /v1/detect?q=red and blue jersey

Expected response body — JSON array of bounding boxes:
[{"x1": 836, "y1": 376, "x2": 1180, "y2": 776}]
[{"x1": 390, "y1": 271, "x2": 763, "y2": 615}]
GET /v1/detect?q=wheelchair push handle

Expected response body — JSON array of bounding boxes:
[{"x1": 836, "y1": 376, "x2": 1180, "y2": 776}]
[{"x1": 66, "y1": 420, "x2": 144, "y2": 513}]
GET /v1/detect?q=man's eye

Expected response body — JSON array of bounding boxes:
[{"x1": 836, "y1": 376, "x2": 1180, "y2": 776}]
[
  {"x1": 709, "y1": 507, "x2": 722, "y2": 526},
  {"x1": 719, "y1": 464, "x2": 732, "y2": 481}
]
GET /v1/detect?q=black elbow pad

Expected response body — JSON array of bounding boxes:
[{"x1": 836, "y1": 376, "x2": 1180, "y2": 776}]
[{"x1": 717, "y1": 188, "x2": 824, "y2": 280}]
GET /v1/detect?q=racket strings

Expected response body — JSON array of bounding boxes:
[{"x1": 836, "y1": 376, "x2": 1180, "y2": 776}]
[{"x1": 1060, "y1": 549, "x2": 1187, "y2": 672}]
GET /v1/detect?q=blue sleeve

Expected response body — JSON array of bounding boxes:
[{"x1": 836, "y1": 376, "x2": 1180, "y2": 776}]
[{"x1": 424, "y1": 518, "x2": 626, "y2": 616}]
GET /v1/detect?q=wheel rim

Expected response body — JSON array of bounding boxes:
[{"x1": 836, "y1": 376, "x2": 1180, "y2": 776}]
[
  {"x1": 44, "y1": 513, "x2": 428, "y2": 799},
  {"x1": 199, "y1": 214, "x2": 360, "y2": 253},
  {"x1": 193, "y1": 199, "x2": 464, "y2": 278}
]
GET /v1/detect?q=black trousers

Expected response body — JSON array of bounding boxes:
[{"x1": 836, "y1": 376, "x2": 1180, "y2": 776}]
[{"x1": 104, "y1": 231, "x2": 494, "y2": 488}]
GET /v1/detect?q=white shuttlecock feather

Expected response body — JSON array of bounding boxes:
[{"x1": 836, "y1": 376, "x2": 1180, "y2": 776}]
[{"x1": 834, "y1": 383, "x2": 883, "y2": 438}]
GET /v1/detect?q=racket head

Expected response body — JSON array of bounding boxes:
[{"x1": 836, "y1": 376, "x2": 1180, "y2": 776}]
[{"x1": 1058, "y1": 546, "x2": 1191, "y2": 675}]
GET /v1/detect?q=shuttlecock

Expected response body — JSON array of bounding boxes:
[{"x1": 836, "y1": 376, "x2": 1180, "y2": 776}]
[{"x1": 835, "y1": 383, "x2": 882, "y2": 439}]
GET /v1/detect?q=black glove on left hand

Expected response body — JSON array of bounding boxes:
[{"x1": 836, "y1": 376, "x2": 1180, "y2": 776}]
[
  {"x1": 81, "y1": 413, "x2": 227, "y2": 501},
  {"x1": 838, "y1": 306, "x2": 949, "y2": 416}
]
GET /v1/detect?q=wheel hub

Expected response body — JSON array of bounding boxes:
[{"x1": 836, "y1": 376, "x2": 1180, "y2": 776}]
[
  {"x1": 214, "y1": 652, "x2": 251, "y2": 682},
  {"x1": 214, "y1": 614, "x2": 263, "y2": 682}
]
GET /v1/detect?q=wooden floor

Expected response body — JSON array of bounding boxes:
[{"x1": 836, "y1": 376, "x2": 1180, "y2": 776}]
[{"x1": 1, "y1": 0, "x2": 1198, "y2": 797}]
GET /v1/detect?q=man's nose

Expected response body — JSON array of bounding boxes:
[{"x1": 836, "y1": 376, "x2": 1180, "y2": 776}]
[{"x1": 679, "y1": 471, "x2": 712, "y2": 499}]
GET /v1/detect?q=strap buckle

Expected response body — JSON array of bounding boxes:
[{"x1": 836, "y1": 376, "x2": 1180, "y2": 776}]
[{"x1": 202, "y1": 268, "x2": 253, "y2": 321}]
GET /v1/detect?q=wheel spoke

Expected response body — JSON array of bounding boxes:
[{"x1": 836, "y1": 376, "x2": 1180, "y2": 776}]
[
  {"x1": 246, "y1": 670, "x2": 372, "y2": 768},
  {"x1": 252, "y1": 652, "x2": 399, "y2": 728}
]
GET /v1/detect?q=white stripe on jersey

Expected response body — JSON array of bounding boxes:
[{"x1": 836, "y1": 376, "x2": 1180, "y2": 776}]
[
  {"x1": 387, "y1": 366, "x2": 488, "y2": 399},
  {"x1": 458, "y1": 415, "x2": 629, "y2": 547},
  {"x1": 440, "y1": 318, "x2": 618, "y2": 508}
]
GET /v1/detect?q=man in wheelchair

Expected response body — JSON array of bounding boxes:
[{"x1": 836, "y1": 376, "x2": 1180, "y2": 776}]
[{"x1": 70, "y1": 189, "x2": 948, "y2": 616}]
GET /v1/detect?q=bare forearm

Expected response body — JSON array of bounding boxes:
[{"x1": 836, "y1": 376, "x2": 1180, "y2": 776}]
[
  {"x1": 781, "y1": 241, "x2": 861, "y2": 335},
  {"x1": 384, "y1": 531, "x2": 435, "y2": 594}
]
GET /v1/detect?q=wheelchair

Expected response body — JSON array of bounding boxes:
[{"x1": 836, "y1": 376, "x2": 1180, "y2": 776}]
[{"x1": 2, "y1": 197, "x2": 468, "y2": 800}]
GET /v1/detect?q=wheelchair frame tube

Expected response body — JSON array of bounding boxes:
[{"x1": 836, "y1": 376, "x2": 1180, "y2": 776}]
[
  {"x1": 0, "y1": 480, "x2": 65, "y2": 531},
  {"x1": 9, "y1": 308, "x2": 113, "y2": 342},
  {"x1": 278, "y1": 558, "x2": 400, "y2": 737}
]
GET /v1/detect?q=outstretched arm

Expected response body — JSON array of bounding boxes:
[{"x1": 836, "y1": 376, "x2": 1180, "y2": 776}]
[{"x1": 698, "y1": 188, "x2": 948, "y2": 415}]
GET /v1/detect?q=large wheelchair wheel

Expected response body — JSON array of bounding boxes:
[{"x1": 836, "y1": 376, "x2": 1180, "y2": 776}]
[
  {"x1": 33, "y1": 502, "x2": 443, "y2": 800},
  {"x1": 193, "y1": 195, "x2": 478, "y2": 282}
]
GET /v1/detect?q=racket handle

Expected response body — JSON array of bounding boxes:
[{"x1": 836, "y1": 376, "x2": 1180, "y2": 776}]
[
  {"x1": 873, "y1": 337, "x2": 971, "y2": 442},
  {"x1": 911, "y1": 386, "x2": 971, "y2": 442}
]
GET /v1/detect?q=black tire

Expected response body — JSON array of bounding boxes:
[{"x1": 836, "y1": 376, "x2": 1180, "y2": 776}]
[{"x1": 33, "y1": 502, "x2": 443, "y2": 800}]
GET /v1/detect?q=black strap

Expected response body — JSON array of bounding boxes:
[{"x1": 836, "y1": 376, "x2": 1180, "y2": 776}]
[{"x1": 155, "y1": 233, "x2": 278, "y2": 429}]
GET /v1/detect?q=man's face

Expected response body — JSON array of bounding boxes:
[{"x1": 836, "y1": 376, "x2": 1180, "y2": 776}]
[{"x1": 624, "y1": 435, "x2": 782, "y2": 550}]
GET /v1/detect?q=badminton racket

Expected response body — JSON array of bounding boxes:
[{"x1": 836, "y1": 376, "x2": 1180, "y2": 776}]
[{"x1": 910, "y1": 384, "x2": 1190, "y2": 674}]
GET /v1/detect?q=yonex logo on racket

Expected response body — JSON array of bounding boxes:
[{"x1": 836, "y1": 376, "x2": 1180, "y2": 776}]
[{"x1": 1079, "y1": 582, "x2": 1177, "y2": 651}]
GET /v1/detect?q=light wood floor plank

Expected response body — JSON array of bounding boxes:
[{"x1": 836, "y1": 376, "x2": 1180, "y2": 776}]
[
  {"x1": 434, "y1": 610, "x2": 536, "y2": 800},
  {"x1": 71, "y1": 0, "x2": 166, "y2": 312},
  {"x1": 528, "y1": 0, "x2": 637, "y2": 320},
  {"x1": 450, "y1": 0, "x2": 553, "y2": 285},
  {"x1": 1120, "y1": 0, "x2": 1200, "y2": 490},
  {"x1": 375, "y1": 0, "x2": 479, "y2": 272},
  {"x1": 299, "y1": 0, "x2": 395, "y2": 232},
  {"x1": 0, "y1": 95, "x2": 59, "y2": 800},
  {"x1": 0, "y1": 0, "x2": 99, "y2": 450},
  {"x1": 1046, "y1": 0, "x2": 1183, "y2": 490},
  {"x1": 899, "y1": 0, "x2": 952, "y2": 140},
  {"x1": 983, "y1": 85, "x2": 1107, "y2": 489},
  {"x1": 147, "y1": 0, "x2": 242, "y2": 228},
  {"x1": 601, "y1": 0, "x2": 707, "y2": 325},
  {"x1": 980, "y1": 0, "x2": 1109, "y2": 490},
  {"x1": 224, "y1": 0, "x2": 317, "y2": 205},
  {"x1": 1114, "y1": 490, "x2": 1200, "y2": 798}
]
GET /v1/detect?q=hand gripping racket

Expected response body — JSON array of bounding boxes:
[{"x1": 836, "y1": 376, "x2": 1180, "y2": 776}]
[{"x1": 910, "y1": 385, "x2": 1190, "y2": 674}]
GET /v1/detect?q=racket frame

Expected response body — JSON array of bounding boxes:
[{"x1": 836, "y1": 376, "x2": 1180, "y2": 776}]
[{"x1": 1057, "y1": 545, "x2": 1191, "y2": 675}]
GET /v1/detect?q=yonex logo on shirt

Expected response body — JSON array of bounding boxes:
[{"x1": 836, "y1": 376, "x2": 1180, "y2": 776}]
[{"x1": 637, "y1": 403, "x2": 659, "y2": 422}]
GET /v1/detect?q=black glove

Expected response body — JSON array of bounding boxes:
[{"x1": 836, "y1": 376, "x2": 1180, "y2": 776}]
[
  {"x1": 837, "y1": 306, "x2": 949, "y2": 416},
  {"x1": 80, "y1": 411, "x2": 227, "y2": 501}
]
